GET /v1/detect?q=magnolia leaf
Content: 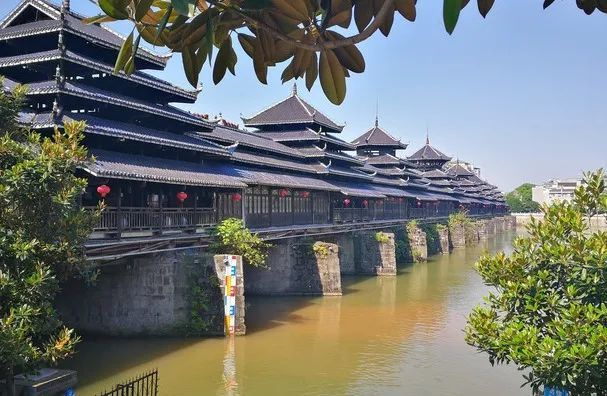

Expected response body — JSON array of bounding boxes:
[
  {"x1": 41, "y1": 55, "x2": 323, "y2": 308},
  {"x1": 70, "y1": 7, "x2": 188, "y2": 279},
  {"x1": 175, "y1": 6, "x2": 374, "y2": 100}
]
[
  {"x1": 305, "y1": 52, "x2": 318, "y2": 91},
  {"x1": 183, "y1": 45, "x2": 201, "y2": 87},
  {"x1": 253, "y1": 39, "x2": 268, "y2": 84},
  {"x1": 213, "y1": 37, "x2": 233, "y2": 84},
  {"x1": 319, "y1": 49, "x2": 346, "y2": 105},
  {"x1": 135, "y1": 0, "x2": 155, "y2": 21},
  {"x1": 172, "y1": 0, "x2": 197, "y2": 16},
  {"x1": 271, "y1": 0, "x2": 309, "y2": 22},
  {"x1": 99, "y1": 0, "x2": 129, "y2": 20},
  {"x1": 156, "y1": 5, "x2": 173, "y2": 42},
  {"x1": 379, "y1": 4, "x2": 395, "y2": 36},
  {"x1": 394, "y1": 0, "x2": 416, "y2": 22},
  {"x1": 238, "y1": 34, "x2": 255, "y2": 59},
  {"x1": 325, "y1": 31, "x2": 365, "y2": 73},
  {"x1": 443, "y1": 0, "x2": 462, "y2": 35},
  {"x1": 83, "y1": 14, "x2": 116, "y2": 24},
  {"x1": 327, "y1": 0, "x2": 353, "y2": 28},
  {"x1": 281, "y1": 62, "x2": 294, "y2": 83},
  {"x1": 543, "y1": 0, "x2": 556, "y2": 8},
  {"x1": 477, "y1": 0, "x2": 495, "y2": 17},
  {"x1": 114, "y1": 30, "x2": 134, "y2": 74},
  {"x1": 354, "y1": 0, "x2": 373, "y2": 32}
]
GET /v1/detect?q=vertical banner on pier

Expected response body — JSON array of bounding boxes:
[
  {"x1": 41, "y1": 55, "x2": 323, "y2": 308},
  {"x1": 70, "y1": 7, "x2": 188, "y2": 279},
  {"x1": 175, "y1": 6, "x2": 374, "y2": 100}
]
[{"x1": 224, "y1": 255, "x2": 237, "y2": 336}]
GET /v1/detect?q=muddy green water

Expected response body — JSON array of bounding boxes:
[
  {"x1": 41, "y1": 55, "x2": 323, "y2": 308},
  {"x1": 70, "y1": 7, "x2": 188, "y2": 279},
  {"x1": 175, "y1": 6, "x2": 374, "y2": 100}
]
[{"x1": 64, "y1": 231, "x2": 529, "y2": 396}]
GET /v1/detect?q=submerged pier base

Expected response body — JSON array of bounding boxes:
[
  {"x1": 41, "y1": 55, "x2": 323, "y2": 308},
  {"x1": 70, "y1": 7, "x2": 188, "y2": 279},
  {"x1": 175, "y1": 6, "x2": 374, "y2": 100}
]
[{"x1": 355, "y1": 231, "x2": 397, "y2": 275}]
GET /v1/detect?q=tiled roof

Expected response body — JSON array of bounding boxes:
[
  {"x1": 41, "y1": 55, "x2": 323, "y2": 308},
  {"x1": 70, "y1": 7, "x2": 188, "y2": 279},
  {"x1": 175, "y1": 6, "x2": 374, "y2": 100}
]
[
  {"x1": 259, "y1": 129, "x2": 355, "y2": 150},
  {"x1": 332, "y1": 182, "x2": 386, "y2": 198},
  {"x1": 310, "y1": 164, "x2": 372, "y2": 180},
  {"x1": 86, "y1": 150, "x2": 246, "y2": 188},
  {"x1": 445, "y1": 163, "x2": 475, "y2": 177},
  {"x1": 364, "y1": 153, "x2": 405, "y2": 166},
  {"x1": 242, "y1": 88, "x2": 344, "y2": 132},
  {"x1": 408, "y1": 138, "x2": 452, "y2": 162},
  {"x1": 238, "y1": 168, "x2": 339, "y2": 191},
  {"x1": 230, "y1": 150, "x2": 317, "y2": 173},
  {"x1": 193, "y1": 126, "x2": 304, "y2": 158},
  {"x1": 422, "y1": 169, "x2": 453, "y2": 179},
  {"x1": 0, "y1": 0, "x2": 169, "y2": 67},
  {"x1": 357, "y1": 163, "x2": 405, "y2": 177},
  {"x1": 23, "y1": 80, "x2": 212, "y2": 128},
  {"x1": 297, "y1": 146, "x2": 364, "y2": 165},
  {"x1": 351, "y1": 123, "x2": 408, "y2": 149},
  {"x1": 0, "y1": 49, "x2": 196, "y2": 102}
]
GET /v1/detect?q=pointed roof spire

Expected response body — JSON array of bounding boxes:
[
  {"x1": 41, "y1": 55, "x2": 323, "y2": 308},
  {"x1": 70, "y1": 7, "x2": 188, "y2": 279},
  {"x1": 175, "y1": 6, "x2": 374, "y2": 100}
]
[
  {"x1": 426, "y1": 128, "x2": 430, "y2": 145},
  {"x1": 292, "y1": 82, "x2": 298, "y2": 96},
  {"x1": 375, "y1": 98, "x2": 379, "y2": 127},
  {"x1": 62, "y1": 0, "x2": 70, "y2": 13}
]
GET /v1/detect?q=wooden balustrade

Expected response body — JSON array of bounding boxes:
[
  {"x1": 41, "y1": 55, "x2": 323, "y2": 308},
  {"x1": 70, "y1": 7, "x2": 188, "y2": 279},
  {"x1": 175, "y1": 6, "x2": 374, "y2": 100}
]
[{"x1": 87, "y1": 207, "x2": 216, "y2": 233}]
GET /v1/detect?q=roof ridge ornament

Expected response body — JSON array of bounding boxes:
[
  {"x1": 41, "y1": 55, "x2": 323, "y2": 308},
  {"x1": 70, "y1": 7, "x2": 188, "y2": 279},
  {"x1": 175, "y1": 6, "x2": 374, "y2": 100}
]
[{"x1": 292, "y1": 82, "x2": 297, "y2": 96}]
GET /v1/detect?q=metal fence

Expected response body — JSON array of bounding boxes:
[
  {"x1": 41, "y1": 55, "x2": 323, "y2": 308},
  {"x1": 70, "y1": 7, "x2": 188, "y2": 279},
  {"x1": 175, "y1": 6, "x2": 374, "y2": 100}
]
[{"x1": 96, "y1": 369, "x2": 158, "y2": 396}]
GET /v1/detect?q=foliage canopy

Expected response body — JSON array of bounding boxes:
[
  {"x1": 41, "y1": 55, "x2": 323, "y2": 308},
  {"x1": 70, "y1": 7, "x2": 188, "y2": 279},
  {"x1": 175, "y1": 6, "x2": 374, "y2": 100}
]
[
  {"x1": 212, "y1": 218, "x2": 270, "y2": 267},
  {"x1": 506, "y1": 183, "x2": 541, "y2": 213},
  {"x1": 466, "y1": 170, "x2": 607, "y2": 395},
  {"x1": 0, "y1": 82, "x2": 95, "y2": 392},
  {"x1": 94, "y1": 0, "x2": 606, "y2": 104}
]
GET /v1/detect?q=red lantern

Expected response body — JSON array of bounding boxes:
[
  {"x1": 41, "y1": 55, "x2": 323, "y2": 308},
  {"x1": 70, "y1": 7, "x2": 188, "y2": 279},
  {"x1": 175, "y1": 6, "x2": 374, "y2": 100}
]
[
  {"x1": 97, "y1": 184, "x2": 110, "y2": 198},
  {"x1": 176, "y1": 191, "x2": 188, "y2": 203},
  {"x1": 231, "y1": 193, "x2": 242, "y2": 202},
  {"x1": 279, "y1": 189, "x2": 289, "y2": 198},
  {"x1": 300, "y1": 191, "x2": 310, "y2": 198},
  {"x1": 362, "y1": 199, "x2": 368, "y2": 207},
  {"x1": 343, "y1": 198, "x2": 351, "y2": 207}
]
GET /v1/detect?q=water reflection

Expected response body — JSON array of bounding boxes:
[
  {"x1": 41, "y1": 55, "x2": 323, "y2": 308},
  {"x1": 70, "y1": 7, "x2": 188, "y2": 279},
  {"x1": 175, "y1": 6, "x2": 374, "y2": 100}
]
[{"x1": 64, "y1": 231, "x2": 527, "y2": 396}]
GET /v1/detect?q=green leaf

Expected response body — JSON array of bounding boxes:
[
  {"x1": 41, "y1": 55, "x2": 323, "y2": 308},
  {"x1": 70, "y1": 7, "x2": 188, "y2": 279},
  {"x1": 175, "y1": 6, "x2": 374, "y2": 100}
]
[
  {"x1": 83, "y1": 14, "x2": 116, "y2": 24},
  {"x1": 182, "y1": 45, "x2": 201, "y2": 87},
  {"x1": 98, "y1": 0, "x2": 129, "y2": 20},
  {"x1": 171, "y1": 0, "x2": 197, "y2": 16},
  {"x1": 319, "y1": 49, "x2": 346, "y2": 105},
  {"x1": 156, "y1": 5, "x2": 173, "y2": 43},
  {"x1": 477, "y1": 0, "x2": 495, "y2": 18},
  {"x1": 213, "y1": 37, "x2": 232, "y2": 85},
  {"x1": 135, "y1": 0, "x2": 155, "y2": 21},
  {"x1": 443, "y1": 0, "x2": 462, "y2": 35},
  {"x1": 114, "y1": 30, "x2": 134, "y2": 74}
]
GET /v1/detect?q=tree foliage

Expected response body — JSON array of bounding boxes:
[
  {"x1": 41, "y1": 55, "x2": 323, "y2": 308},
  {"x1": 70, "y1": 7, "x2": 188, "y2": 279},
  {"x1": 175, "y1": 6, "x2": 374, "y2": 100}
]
[
  {"x1": 211, "y1": 218, "x2": 270, "y2": 267},
  {"x1": 465, "y1": 170, "x2": 607, "y2": 395},
  {"x1": 0, "y1": 82, "x2": 95, "y2": 392},
  {"x1": 93, "y1": 0, "x2": 606, "y2": 105},
  {"x1": 506, "y1": 183, "x2": 541, "y2": 213}
]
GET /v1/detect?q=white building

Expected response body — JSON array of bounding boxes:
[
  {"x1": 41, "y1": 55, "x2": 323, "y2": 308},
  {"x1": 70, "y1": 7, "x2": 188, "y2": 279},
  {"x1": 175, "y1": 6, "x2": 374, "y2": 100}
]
[{"x1": 532, "y1": 178, "x2": 583, "y2": 205}]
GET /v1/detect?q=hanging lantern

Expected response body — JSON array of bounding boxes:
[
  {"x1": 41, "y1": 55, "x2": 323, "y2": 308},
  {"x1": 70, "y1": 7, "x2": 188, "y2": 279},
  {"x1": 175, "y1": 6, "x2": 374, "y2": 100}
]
[
  {"x1": 300, "y1": 191, "x2": 310, "y2": 198},
  {"x1": 96, "y1": 184, "x2": 110, "y2": 199},
  {"x1": 362, "y1": 199, "x2": 368, "y2": 207},
  {"x1": 176, "y1": 191, "x2": 188, "y2": 203},
  {"x1": 417, "y1": 199, "x2": 422, "y2": 207},
  {"x1": 231, "y1": 193, "x2": 242, "y2": 202},
  {"x1": 343, "y1": 198, "x2": 351, "y2": 207},
  {"x1": 377, "y1": 199, "x2": 383, "y2": 206},
  {"x1": 398, "y1": 197, "x2": 404, "y2": 203},
  {"x1": 279, "y1": 188, "x2": 289, "y2": 198}
]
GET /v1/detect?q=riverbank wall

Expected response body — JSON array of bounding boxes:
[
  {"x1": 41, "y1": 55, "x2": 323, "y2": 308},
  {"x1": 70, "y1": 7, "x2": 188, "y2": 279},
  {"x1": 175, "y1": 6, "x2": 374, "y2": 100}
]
[{"x1": 57, "y1": 216, "x2": 515, "y2": 336}]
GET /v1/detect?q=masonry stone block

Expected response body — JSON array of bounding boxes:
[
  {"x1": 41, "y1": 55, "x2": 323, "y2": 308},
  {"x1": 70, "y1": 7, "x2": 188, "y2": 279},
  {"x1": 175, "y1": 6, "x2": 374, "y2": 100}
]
[
  {"x1": 335, "y1": 233, "x2": 356, "y2": 275},
  {"x1": 244, "y1": 239, "x2": 342, "y2": 295},
  {"x1": 437, "y1": 225, "x2": 450, "y2": 254},
  {"x1": 407, "y1": 224, "x2": 428, "y2": 262},
  {"x1": 355, "y1": 231, "x2": 397, "y2": 275},
  {"x1": 449, "y1": 223, "x2": 466, "y2": 249}
]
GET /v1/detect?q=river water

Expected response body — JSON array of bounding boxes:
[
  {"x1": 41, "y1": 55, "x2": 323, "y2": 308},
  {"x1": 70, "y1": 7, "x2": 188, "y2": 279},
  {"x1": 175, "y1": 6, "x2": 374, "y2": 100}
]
[{"x1": 65, "y1": 231, "x2": 529, "y2": 396}]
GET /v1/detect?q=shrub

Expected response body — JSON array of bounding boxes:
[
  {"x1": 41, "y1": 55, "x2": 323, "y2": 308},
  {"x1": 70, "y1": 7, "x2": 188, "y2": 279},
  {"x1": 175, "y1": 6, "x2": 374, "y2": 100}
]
[
  {"x1": 211, "y1": 218, "x2": 271, "y2": 267},
  {"x1": 375, "y1": 231, "x2": 391, "y2": 244}
]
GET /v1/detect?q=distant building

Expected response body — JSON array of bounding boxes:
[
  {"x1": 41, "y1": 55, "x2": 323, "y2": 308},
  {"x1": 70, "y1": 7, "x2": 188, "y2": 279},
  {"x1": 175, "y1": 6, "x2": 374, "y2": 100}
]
[{"x1": 532, "y1": 178, "x2": 583, "y2": 205}]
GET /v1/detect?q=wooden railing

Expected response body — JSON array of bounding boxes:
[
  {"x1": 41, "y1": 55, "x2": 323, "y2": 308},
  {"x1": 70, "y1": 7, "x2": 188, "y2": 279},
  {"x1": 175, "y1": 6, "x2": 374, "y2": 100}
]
[{"x1": 88, "y1": 207, "x2": 216, "y2": 233}]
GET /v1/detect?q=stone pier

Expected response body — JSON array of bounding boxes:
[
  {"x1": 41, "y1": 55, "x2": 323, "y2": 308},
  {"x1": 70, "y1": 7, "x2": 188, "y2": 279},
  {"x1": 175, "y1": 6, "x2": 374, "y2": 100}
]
[
  {"x1": 465, "y1": 222, "x2": 480, "y2": 245},
  {"x1": 476, "y1": 220, "x2": 490, "y2": 241},
  {"x1": 355, "y1": 231, "x2": 397, "y2": 275},
  {"x1": 245, "y1": 239, "x2": 342, "y2": 295},
  {"x1": 407, "y1": 223, "x2": 428, "y2": 262},
  {"x1": 495, "y1": 217, "x2": 505, "y2": 232},
  {"x1": 449, "y1": 223, "x2": 466, "y2": 249},
  {"x1": 437, "y1": 225, "x2": 450, "y2": 254},
  {"x1": 56, "y1": 250, "x2": 233, "y2": 336},
  {"x1": 334, "y1": 233, "x2": 356, "y2": 275}
]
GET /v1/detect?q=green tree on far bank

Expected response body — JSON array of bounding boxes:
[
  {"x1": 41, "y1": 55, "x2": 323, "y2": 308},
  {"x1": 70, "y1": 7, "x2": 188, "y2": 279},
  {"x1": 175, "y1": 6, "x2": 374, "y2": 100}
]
[
  {"x1": 0, "y1": 82, "x2": 96, "y2": 395},
  {"x1": 506, "y1": 183, "x2": 540, "y2": 213},
  {"x1": 466, "y1": 169, "x2": 607, "y2": 395}
]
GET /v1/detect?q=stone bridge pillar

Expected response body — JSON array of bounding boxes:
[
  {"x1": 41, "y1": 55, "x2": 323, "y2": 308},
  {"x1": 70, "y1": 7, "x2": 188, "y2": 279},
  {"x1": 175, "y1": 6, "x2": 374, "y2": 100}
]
[
  {"x1": 354, "y1": 231, "x2": 397, "y2": 275},
  {"x1": 476, "y1": 220, "x2": 489, "y2": 241},
  {"x1": 449, "y1": 223, "x2": 466, "y2": 248},
  {"x1": 334, "y1": 233, "x2": 356, "y2": 275},
  {"x1": 245, "y1": 239, "x2": 342, "y2": 295},
  {"x1": 407, "y1": 223, "x2": 428, "y2": 262},
  {"x1": 437, "y1": 225, "x2": 450, "y2": 254}
]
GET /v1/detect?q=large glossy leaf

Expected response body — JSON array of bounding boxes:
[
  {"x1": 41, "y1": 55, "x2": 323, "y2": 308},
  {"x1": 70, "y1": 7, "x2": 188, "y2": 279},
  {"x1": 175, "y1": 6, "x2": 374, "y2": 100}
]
[
  {"x1": 354, "y1": 0, "x2": 373, "y2": 32},
  {"x1": 379, "y1": 4, "x2": 395, "y2": 36},
  {"x1": 325, "y1": 31, "x2": 365, "y2": 73},
  {"x1": 83, "y1": 14, "x2": 116, "y2": 24},
  {"x1": 99, "y1": 0, "x2": 129, "y2": 20},
  {"x1": 213, "y1": 37, "x2": 233, "y2": 84},
  {"x1": 443, "y1": 0, "x2": 462, "y2": 35},
  {"x1": 135, "y1": 0, "x2": 155, "y2": 21},
  {"x1": 477, "y1": 0, "x2": 495, "y2": 17},
  {"x1": 113, "y1": 30, "x2": 134, "y2": 74},
  {"x1": 327, "y1": 0, "x2": 353, "y2": 28},
  {"x1": 271, "y1": 0, "x2": 309, "y2": 22},
  {"x1": 543, "y1": 0, "x2": 556, "y2": 8},
  {"x1": 319, "y1": 49, "x2": 346, "y2": 105},
  {"x1": 172, "y1": 0, "x2": 197, "y2": 16},
  {"x1": 182, "y1": 45, "x2": 201, "y2": 86},
  {"x1": 305, "y1": 52, "x2": 318, "y2": 91},
  {"x1": 395, "y1": 0, "x2": 416, "y2": 22}
]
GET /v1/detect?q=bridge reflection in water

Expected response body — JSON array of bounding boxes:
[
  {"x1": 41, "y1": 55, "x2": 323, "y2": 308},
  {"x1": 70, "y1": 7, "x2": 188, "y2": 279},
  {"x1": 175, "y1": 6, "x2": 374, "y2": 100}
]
[{"x1": 63, "y1": 231, "x2": 527, "y2": 396}]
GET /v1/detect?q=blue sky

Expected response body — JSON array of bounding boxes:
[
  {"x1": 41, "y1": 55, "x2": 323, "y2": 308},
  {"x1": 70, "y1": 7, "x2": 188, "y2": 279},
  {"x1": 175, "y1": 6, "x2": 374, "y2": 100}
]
[{"x1": 2, "y1": 0, "x2": 606, "y2": 191}]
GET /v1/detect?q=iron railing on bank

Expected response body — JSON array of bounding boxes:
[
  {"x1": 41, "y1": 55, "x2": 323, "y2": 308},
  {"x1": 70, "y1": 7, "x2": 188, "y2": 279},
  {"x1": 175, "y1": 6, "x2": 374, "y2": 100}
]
[{"x1": 96, "y1": 369, "x2": 158, "y2": 396}]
